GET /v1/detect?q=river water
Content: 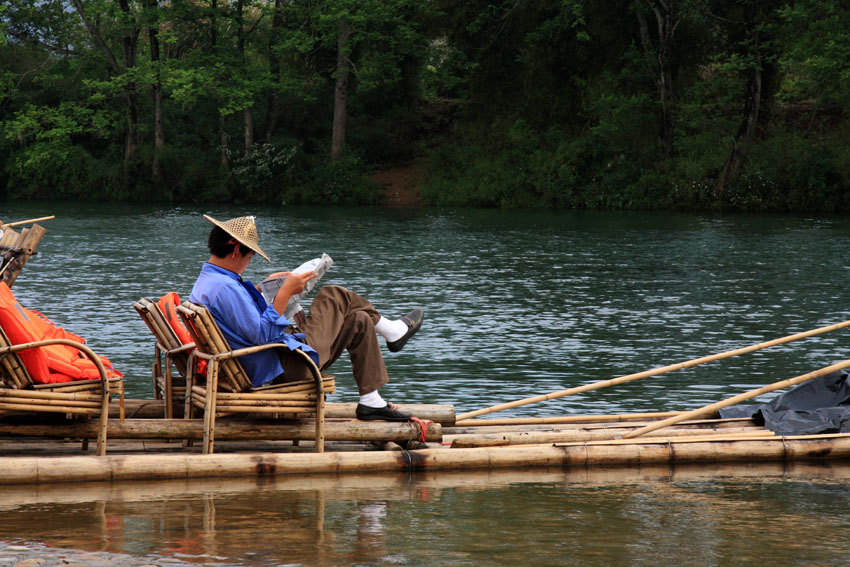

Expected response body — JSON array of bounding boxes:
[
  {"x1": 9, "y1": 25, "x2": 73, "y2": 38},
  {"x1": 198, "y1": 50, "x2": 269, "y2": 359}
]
[{"x1": 2, "y1": 202, "x2": 850, "y2": 566}]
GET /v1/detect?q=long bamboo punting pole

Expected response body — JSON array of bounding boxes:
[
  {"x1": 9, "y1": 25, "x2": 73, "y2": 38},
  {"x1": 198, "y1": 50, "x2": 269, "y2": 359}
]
[
  {"x1": 455, "y1": 411, "x2": 681, "y2": 427},
  {"x1": 447, "y1": 427, "x2": 774, "y2": 448},
  {"x1": 457, "y1": 319, "x2": 850, "y2": 421},
  {"x1": 623, "y1": 358, "x2": 850, "y2": 439},
  {"x1": 445, "y1": 418, "x2": 760, "y2": 437},
  {"x1": 0, "y1": 215, "x2": 55, "y2": 228}
]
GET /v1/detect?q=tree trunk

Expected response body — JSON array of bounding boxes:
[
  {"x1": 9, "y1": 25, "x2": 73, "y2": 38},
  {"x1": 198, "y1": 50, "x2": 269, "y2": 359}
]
[
  {"x1": 208, "y1": 0, "x2": 228, "y2": 170},
  {"x1": 263, "y1": 0, "x2": 285, "y2": 143},
  {"x1": 145, "y1": 0, "x2": 165, "y2": 182},
  {"x1": 119, "y1": 0, "x2": 140, "y2": 162},
  {"x1": 220, "y1": 114, "x2": 229, "y2": 170},
  {"x1": 330, "y1": 20, "x2": 351, "y2": 162},
  {"x1": 714, "y1": 4, "x2": 762, "y2": 198},
  {"x1": 236, "y1": 0, "x2": 254, "y2": 156},
  {"x1": 70, "y1": 0, "x2": 140, "y2": 162},
  {"x1": 244, "y1": 108, "x2": 254, "y2": 155},
  {"x1": 635, "y1": 0, "x2": 677, "y2": 158}
]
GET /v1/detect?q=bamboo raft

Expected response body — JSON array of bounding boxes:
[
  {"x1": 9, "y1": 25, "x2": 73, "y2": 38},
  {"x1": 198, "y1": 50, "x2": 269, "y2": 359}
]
[
  {"x1": 3, "y1": 215, "x2": 850, "y2": 485},
  {"x1": 2, "y1": 397, "x2": 850, "y2": 486}
]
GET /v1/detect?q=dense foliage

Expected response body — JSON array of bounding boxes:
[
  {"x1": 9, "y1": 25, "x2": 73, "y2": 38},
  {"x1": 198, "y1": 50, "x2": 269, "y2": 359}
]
[{"x1": 1, "y1": 0, "x2": 849, "y2": 211}]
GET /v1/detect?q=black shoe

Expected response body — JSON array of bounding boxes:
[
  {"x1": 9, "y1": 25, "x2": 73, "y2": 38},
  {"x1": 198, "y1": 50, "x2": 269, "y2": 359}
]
[
  {"x1": 387, "y1": 308, "x2": 424, "y2": 353},
  {"x1": 356, "y1": 402, "x2": 412, "y2": 421}
]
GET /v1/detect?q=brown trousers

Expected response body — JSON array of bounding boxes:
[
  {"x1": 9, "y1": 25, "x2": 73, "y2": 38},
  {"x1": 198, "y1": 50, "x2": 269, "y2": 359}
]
[{"x1": 280, "y1": 285, "x2": 389, "y2": 395}]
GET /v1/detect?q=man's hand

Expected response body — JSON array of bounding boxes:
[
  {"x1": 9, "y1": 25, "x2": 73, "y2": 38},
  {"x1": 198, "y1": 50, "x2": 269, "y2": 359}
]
[
  {"x1": 280, "y1": 271, "x2": 319, "y2": 295},
  {"x1": 293, "y1": 310, "x2": 307, "y2": 328},
  {"x1": 271, "y1": 271, "x2": 319, "y2": 317}
]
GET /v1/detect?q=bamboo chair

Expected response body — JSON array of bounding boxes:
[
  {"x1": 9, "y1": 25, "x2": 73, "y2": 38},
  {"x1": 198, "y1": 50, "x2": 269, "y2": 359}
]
[
  {"x1": 133, "y1": 297, "x2": 193, "y2": 418},
  {"x1": 0, "y1": 327, "x2": 124, "y2": 455},
  {"x1": 176, "y1": 301, "x2": 335, "y2": 454}
]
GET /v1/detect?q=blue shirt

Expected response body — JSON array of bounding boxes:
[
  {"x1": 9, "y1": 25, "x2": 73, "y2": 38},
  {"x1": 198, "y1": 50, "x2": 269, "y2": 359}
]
[{"x1": 189, "y1": 262, "x2": 319, "y2": 388}]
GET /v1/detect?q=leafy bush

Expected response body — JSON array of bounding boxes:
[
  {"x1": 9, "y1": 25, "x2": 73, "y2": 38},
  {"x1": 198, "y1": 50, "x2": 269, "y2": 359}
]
[{"x1": 283, "y1": 154, "x2": 381, "y2": 205}]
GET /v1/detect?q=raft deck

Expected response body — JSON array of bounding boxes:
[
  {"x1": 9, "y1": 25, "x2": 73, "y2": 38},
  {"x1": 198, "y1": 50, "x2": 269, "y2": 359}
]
[{"x1": 2, "y1": 399, "x2": 850, "y2": 485}]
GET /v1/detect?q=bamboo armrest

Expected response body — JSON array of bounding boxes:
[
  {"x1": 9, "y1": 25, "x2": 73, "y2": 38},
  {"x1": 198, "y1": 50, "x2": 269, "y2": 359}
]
[
  {"x1": 194, "y1": 344, "x2": 324, "y2": 394},
  {"x1": 0, "y1": 339, "x2": 110, "y2": 392},
  {"x1": 159, "y1": 341, "x2": 196, "y2": 355},
  {"x1": 197, "y1": 342, "x2": 311, "y2": 362}
]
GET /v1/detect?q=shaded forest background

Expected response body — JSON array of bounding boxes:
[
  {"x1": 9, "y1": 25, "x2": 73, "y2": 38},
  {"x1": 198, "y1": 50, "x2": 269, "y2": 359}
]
[{"x1": 1, "y1": 0, "x2": 849, "y2": 211}]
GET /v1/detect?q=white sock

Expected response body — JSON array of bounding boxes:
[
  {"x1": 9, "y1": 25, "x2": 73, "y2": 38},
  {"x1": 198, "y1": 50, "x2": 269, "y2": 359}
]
[
  {"x1": 374, "y1": 316, "x2": 407, "y2": 342},
  {"x1": 359, "y1": 390, "x2": 386, "y2": 408}
]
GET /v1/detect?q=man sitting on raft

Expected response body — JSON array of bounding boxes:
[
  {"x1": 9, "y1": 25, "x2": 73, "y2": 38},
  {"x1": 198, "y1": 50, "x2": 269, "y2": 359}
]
[{"x1": 189, "y1": 214, "x2": 424, "y2": 421}]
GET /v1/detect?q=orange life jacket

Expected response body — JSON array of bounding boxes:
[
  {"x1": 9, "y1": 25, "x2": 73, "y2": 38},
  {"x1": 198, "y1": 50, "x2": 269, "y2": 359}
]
[
  {"x1": 157, "y1": 291, "x2": 206, "y2": 375},
  {"x1": 0, "y1": 282, "x2": 123, "y2": 384},
  {"x1": 158, "y1": 292, "x2": 194, "y2": 345}
]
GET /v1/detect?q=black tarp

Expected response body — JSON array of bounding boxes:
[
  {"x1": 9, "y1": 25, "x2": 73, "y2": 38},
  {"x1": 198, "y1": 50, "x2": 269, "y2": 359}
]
[{"x1": 718, "y1": 370, "x2": 850, "y2": 435}]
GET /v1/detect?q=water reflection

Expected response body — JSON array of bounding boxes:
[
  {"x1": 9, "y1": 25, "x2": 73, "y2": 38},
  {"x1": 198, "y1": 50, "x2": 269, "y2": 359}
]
[{"x1": 3, "y1": 464, "x2": 850, "y2": 566}]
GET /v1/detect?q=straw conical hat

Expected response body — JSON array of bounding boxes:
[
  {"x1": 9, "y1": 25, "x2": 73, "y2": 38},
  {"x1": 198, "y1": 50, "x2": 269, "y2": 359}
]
[{"x1": 203, "y1": 214, "x2": 271, "y2": 262}]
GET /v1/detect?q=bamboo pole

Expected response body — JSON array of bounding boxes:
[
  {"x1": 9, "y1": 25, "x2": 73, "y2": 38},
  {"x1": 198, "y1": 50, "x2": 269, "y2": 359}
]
[
  {"x1": 457, "y1": 319, "x2": 850, "y2": 421},
  {"x1": 5, "y1": 435, "x2": 850, "y2": 486},
  {"x1": 0, "y1": 403, "x2": 100, "y2": 414},
  {"x1": 0, "y1": 418, "x2": 442, "y2": 442},
  {"x1": 444, "y1": 418, "x2": 760, "y2": 437},
  {"x1": 623, "y1": 358, "x2": 850, "y2": 439},
  {"x1": 211, "y1": 392, "x2": 319, "y2": 401},
  {"x1": 0, "y1": 389, "x2": 100, "y2": 400},
  {"x1": 0, "y1": 216, "x2": 55, "y2": 228},
  {"x1": 454, "y1": 411, "x2": 681, "y2": 427},
  {"x1": 447, "y1": 426, "x2": 774, "y2": 448},
  {"x1": 214, "y1": 406, "x2": 317, "y2": 414}
]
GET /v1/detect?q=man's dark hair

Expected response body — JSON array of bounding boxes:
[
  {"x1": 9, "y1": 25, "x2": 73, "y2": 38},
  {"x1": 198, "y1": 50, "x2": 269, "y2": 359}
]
[{"x1": 208, "y1": 226, "x2": 249, "y2": 258}]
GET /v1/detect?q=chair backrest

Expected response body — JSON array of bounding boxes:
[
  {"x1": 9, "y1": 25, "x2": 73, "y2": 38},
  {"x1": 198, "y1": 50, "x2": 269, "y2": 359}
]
[
  {"x1": 133, "y1": 297, "x2": 190, "y2": 377},
  {"x1": 176, "y1": 302, "x2": 252, "y2": 392},
  {"x1": 0, "y1": 326, "x2": 33, "y2": 389}
]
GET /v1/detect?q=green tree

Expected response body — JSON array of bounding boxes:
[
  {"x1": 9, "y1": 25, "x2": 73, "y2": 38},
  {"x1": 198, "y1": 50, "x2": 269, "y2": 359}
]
[{"x1": 712, "y1": 1, "x2": 780, "y2": 198}]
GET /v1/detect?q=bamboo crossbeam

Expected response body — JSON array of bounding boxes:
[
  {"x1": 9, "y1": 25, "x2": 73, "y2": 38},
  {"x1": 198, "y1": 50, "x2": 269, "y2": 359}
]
[
  {"x1": 0, "y1": 418, "x2": 442, "y2": 442},
  {"x1": 192, "y1": 395, "x2": 317, "y2": 408},
  {"x1": 191, "y1": 386, "x2": 331, "y2": 399},
  {"x1": 0, "y1": 389, "x2": 100, "y2": 401},
  {"x1": 210, "y1": 392, "x2": 318, "y2": 401},
  {"x1": 624, "y1": 358, "x2": 850, "y2": 439},
  {"x1": 0, "y1": 403, "x2": 100, "y2": 414},
  {"x1": 457, "y1": 319, "x2": 850, "y2": 421},
  {"x1": 32, "y1": 383, "x2": 101, "y2": 394},
  {"x1": 250, "y1": 380, "x2": 336, "y2": 395}
]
